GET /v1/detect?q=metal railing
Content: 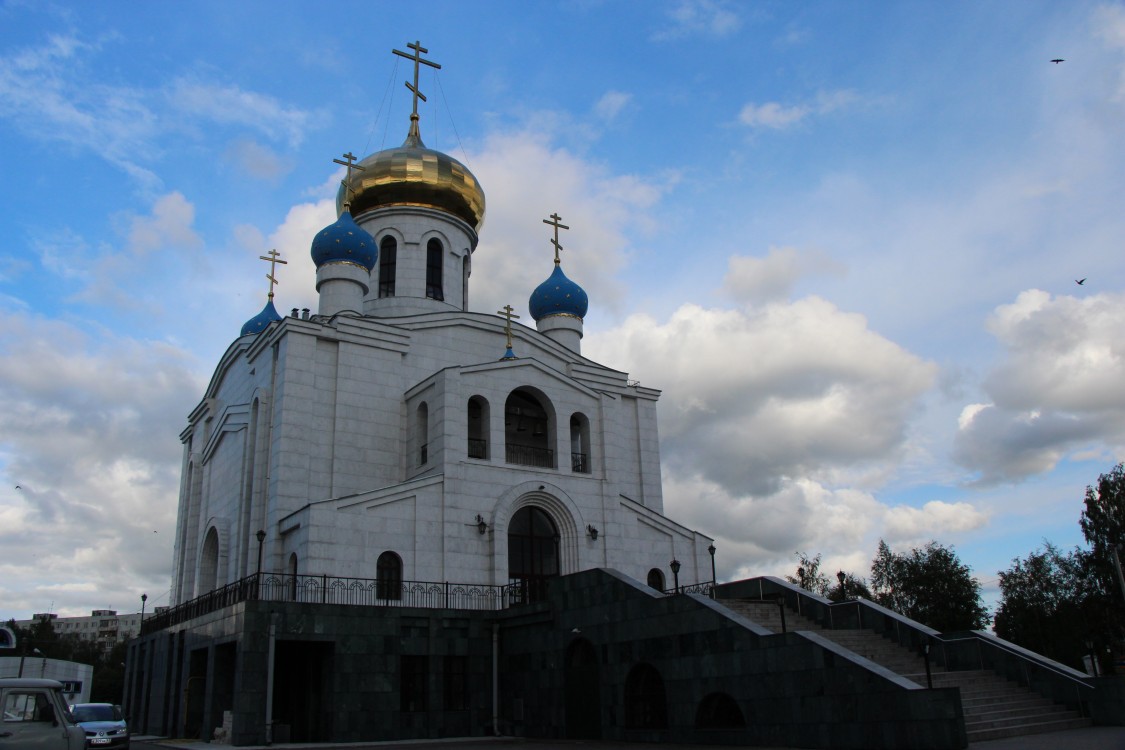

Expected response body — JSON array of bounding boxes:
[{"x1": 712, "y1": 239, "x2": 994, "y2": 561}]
[
  {"x1": 571, "y1": 452, "x2": 588, "y2": 473},
  {"x1": 141, "y1": 573, "x2": 514, "y2": 635},
  {"x1": 506, "y1": 443, "x2": 555, "y2": 468},
  {"x1": 467, "y1": 438, "x2": 487, "y2": 459}
]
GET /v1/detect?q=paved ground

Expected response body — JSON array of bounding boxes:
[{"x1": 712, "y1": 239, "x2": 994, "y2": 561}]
[{"x1": 133, "y1": 726, "x2": 1125, "y2": 750}]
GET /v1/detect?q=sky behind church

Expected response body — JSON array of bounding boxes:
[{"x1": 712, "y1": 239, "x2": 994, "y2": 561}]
[{"x1": 2, "y1": 0, "x2": 1125, "y2": 622}]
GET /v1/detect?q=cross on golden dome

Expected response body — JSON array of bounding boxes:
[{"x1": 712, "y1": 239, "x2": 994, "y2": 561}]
[{"x1": 393, "y1": 40, "x2": 441, "y2": 123}]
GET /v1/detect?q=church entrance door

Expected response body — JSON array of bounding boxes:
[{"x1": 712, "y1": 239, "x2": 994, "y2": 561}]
[{"x1": 508, "y1": 506, "x2": 559, "y2": 604}]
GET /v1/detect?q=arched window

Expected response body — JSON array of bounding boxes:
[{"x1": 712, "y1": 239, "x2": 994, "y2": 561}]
[
  {"x1": 199, "y1": 527, "x2": 220, "y2": 594},
  {"x1": 624, "y1": 663, "x2": 667, "y2": 729},
  {"x1": 377, "y1": 551, "x2": 403, "y2": 601},
  {"x1": 379, "y1": 236, "x2": 397, "y2": 297},
  {"x1": 647, "y1": 569, "x2": 665, "y2": 591},
  {"x1": 505, "y1": 388, "x2": 555, "y2": 468},
  {"x1": 462, "y1": 255, "x2": 470, "y2": 310},
  {"x1": 570, "y1": 413, "x2": 590, "y2": 473},
  {"x1": 695, "y1": 692, "x2": 746, "y2": 729},
  {"x1": 468, "y1": 396, "x2": 489, "y2": 459},
  {"x1": 416, "y1": 402, "x2": 429, "y2": 466},
  {"x1": 426, "y1": 238, "x2": 444, "y2": 300},
  {"x1": 508, "y1": 506, "x2": 559, "y2": 604}
]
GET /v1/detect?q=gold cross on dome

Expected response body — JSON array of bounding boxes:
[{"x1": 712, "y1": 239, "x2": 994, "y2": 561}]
[
  {"x1": 392, "y1": 40, "x2": 441, "y2": 120},
  {"x1": 496, "y1": 304, "x2": 520, "y2": 349},
  {"x1": 543, "y1": 212, "x2": 569, "y2": 264},
  {"x1": 332, "y1": 151, "x2": 366, "y2": 206},
  {"x1": 259, "y1": 249, "x2": 288, "y2": 301}
]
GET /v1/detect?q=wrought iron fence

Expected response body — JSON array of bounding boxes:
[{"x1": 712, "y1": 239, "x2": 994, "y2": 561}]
[
  {"x1": 665, "y1": 581, "x2": 715, "y2": 597},
  {"x1": 571, "y1": 452, "x2": 588, "y2": 473},
  {"x1": 141, "y1": 572, "x2": 513, "y2": 636},
  {"x1": 505, "y1": 443, "x2": 555, "y2": 468}
]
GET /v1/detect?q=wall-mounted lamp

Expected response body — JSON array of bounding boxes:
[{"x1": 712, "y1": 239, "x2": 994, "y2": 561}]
[
  {"x1": 476, "y1": 514, "x2": 488, "y2": 535},
  {"x1": 586, "y1": 524, "x2": 599, "y2": 540}
]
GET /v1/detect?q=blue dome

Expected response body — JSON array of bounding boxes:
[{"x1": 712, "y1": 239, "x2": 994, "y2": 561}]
[
  {"x1": 529, "y1": 264, "x2": 588, "y2": 321},
  {"x1": 310, "y1": 210, "x2": 376, "y2": 271},
  {"x1": 241, "y1": 299, "x2": 282, "y2": 337}
]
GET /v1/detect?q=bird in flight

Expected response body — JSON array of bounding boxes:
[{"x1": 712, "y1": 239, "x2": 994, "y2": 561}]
[
  {"x1": 1051, "y1": 58, "x2": 1065, "y2": 64},
  {"x1": 1076, "y1": 278, "x2": 1086, "y2": 285}
]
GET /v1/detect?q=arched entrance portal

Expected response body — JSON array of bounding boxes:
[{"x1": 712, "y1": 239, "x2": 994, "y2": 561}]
[
  {"x1": 508, "y1": 506, "x2": 559, "y2": 604},
  {"x1": 564, "y1": 638, "x2": 601, "y2": 739}
]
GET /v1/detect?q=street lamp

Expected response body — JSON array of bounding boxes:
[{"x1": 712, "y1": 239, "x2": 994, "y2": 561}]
[
  {"x1": 837, "y1": 570, "x2": 847, "y2": 600},
  {"x1": 256, "y1": 529, "x2": 267, "y2": 576},
  {"x1": 670, "y1": 558, "x2": 681, "y2": 594},
  {"x1": 707, "y1": 544, "x2": 717, "y2": 594},
  {"x1": 17, "y1": 647, "x2": 42, "y2": 678},
  {"x1": 140, "y1": 593, "x2": 147, "y2": 629}
]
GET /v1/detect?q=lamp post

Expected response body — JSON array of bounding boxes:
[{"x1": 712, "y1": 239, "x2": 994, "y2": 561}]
[
  {"x1": 707, "y1": 544, "x2": 717, "y2": 595},
  {"x1": 836, "y1": 570, "x2": 847, "y2": 601},
  {"x1": 670, "y1": 558, "x2": 681, "y2": 594},
  {"x1": 17, "y1": 647, "x2": 42, "y2": 678},
  {"x1": 140, "y1": 593, "x2": 147, "y2": 631},
  {"x1": 256, "y1": 529, "x2": 267, "y2": 576}
]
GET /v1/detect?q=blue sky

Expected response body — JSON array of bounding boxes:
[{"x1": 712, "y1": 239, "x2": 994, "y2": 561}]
[{"x1": 2, "y1": 0, "x2": 1125, "y2": 622}]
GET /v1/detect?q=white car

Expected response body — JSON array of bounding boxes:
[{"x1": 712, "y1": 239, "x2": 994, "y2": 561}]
[{"x1": 69, "y1": 703, "x2": 129, "y2": 750}]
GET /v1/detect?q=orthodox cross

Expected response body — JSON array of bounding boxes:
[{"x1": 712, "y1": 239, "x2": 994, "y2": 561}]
[
  {"x1": 496, "y1": 304, "x2": 520, "y2": 350},
  {"x1": 332, "y1": 151, "x2": 366, "y2": 205},
  {"x1": 259, "y1": 249, "x2": 288, "y2": 301},
  {"x1": 392, "y1": 41, "x2": 441, "y2": 119},
  {"x1": 543, "y1": 212, "x2": 569, "y2": 264}
]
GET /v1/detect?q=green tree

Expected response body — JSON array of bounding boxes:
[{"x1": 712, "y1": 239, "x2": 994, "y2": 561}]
[
  {"x1": 994, "y1": 542, "x2": 1092, "y2": 668},
  {"x1": 1077, "y1": 463, "x2": 1125, "y2": 664},
  {"x1": 786, "y1": 551, "x2": 831, "y2": 596},
  {"x1": 870, "y1": 539, "x2": 990, "y2": 631}
]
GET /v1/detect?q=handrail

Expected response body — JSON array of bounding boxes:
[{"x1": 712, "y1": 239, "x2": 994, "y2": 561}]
[
  {"x1": 141, "y1": 572, "x2": 515, "y2": 635},
  {"x1": 715, "y1": 575, "x2": 1094, "y2": 711}
]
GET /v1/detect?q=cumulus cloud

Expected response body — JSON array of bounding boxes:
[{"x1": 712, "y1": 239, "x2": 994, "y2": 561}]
[
  {"x1": 0, "y1": 313, "x2": 201, "y2": 616},
  {"x1": 126, "y1": 192, "x2": 201, "y2": 255},
  {"x1": 954, "y1": 290, "x2": 1125, "y2": 482},
  {"x1": 739, "y1": 89, "x2": 859, "y2": 130},
  {"x1": 587, "y1": 292, "x2": 937, "y2": 497},
  {"x1": 468, "y1": 129, "x2": 669, "y2": 320},
  {"x1": 652, "y1": 0, "x2": 742, "y2": 41},
  {"x1": 662, "y1": 473, "x2": 986, "y2": 584},
  {"x1": 723, "y1": 246, "x2": 846, "y2": 303}
]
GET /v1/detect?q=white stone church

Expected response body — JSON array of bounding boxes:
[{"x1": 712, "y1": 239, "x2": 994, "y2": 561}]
[{"x1": 169, "y1": 48, "x2": 713, "y2": 610}]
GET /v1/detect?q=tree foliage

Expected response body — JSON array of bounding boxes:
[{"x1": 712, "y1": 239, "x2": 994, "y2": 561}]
[
  {"x1": 787, "y1": 552, "x2": 871, "y2": 602},
  {"x1": 870, "y1": 539, "x2": 990, "y2": 632},
  {"x1": 993, "y1": 542, "x2": 1094, "y2": 668},
  {"x1": 4, "y1": 617, "x2": 127, "y2": 702}
]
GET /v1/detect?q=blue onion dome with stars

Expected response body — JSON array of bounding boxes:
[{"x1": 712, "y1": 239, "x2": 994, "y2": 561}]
[
  {"x1": 241, "y1": 299, "x2": 282, "y2": 337},
  {"x1": 310, "y1": 210, "x2": 377, "y2": 271},
  {"x1": 529, "y1": 263, "x2": 589, "y2": 321}
]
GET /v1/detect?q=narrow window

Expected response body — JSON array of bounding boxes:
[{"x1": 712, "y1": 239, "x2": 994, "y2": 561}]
[
  {"x1": 468, "y1": 396, "x2": 489, "y2": 459},
  {"x1": 417, "y1": 402, "x2": 429, "y2": 466},
  {"x1": 570, "y1": 413, "x2": 590, "y2": 473},
  {"x1": 426, "y1": 238, "x2": 444, "y2": 300},
  {"x1": 647, "y1": 569, "x2": 665, "y2": 591},
  {"x1": 379, "y1": 236, "x2": 397, "y2": 297}
]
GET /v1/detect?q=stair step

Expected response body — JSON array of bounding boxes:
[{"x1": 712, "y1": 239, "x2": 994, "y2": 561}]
[{"x1": 967, "y1": 716, "x2": 1092, "y2": 743}]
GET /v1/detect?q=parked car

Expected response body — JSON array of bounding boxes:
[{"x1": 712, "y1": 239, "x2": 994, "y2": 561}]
[
  {"x1": 69, "y1": 703, "x2": 129, "y2": 749},
  {"x1": 0, "y1": 678, "x2": 86, "y2": 749}
]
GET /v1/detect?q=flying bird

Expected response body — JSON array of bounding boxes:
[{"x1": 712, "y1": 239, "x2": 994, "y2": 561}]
[
  {"x1": 1051, "y1": 58, "x2": 1065, "y2": 64},
  {"x1": 1076, "y1": 278, "x2": 1086, "y2": 285}
]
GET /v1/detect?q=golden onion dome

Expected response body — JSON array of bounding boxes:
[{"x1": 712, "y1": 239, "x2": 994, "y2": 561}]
[{"x1": 335, "y1": 122, "x2": 485, "y2": 232}]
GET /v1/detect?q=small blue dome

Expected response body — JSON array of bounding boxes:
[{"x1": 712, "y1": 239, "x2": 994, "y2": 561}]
[
  {"x1": 241, "y1": 299, "x2": 282, "y2": 337},
  {"x1": 310, "y1": 210, "x2": 376, "y2": 271},
  {"x1": 529, "y1": 263, "x2": 588, "y2": 321}
]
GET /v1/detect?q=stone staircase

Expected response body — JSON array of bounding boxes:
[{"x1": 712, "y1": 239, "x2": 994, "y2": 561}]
[{"x1": 722, "y1": 598, "x2": 1092, "y2": 743}]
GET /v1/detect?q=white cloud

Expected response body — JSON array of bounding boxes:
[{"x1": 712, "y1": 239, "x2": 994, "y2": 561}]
[
  {"x1": 723, "y1": 246, "x2": 846, "y2": 303},
  {"x1": 587, "y1": 288, "x2": 937, "y2": 497},
  {"x1": 0, "y1": 313, "x2": 200, "y2": 616},
  {"x1": 954, "y1": 290, "x2": 1125, "y2": 482},
  {"x1": 594, "y1": 90, "x2": 632, "y2": 122},
  {"x1": 224, "y1": 138, "x2": 294, "y2": 180},
  {"x1": 167, "y1": 77, "x2": 314, "y2": 148},
  {"x1": 739, "y1": 89, "x2": 859, "y2": 130},
  {"x1": 652, "y1": 0, "x2": 742, "y2": 41},
  {"x1": 126, "y1": 191, "x2": 201, "y2": 255}
]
